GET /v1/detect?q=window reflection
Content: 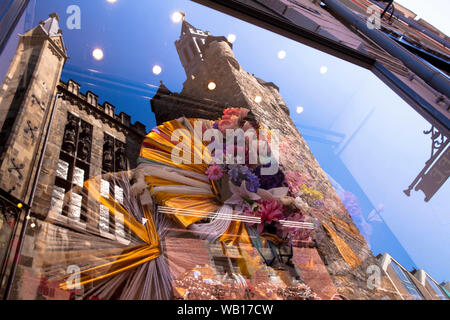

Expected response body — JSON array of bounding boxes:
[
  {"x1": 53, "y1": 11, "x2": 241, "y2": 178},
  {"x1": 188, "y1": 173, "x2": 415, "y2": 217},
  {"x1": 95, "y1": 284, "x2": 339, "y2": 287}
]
[
  {"x1": 390, "y1": 261, "x2": 424, "y2": 300},
  {"x1": 0, "y1": 0, "x2": 448, "y2": 301}
]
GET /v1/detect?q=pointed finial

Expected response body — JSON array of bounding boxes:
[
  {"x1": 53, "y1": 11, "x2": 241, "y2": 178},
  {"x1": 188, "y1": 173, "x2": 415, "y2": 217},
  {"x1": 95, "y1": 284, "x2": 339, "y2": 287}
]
[{"x1": 49, "y1": 12, "x2": 60, "y2": 21}]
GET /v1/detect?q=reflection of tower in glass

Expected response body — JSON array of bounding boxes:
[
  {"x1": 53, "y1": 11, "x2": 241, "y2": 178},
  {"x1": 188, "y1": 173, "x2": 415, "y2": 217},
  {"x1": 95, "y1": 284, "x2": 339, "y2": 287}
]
[
  {"x1": 0, "y1": 13, "x2": 147, "y2": 299},
  {"x1": 175, "y1": 20, "x2": 211, "y2": 78},
  {"x1": 0, "y1": 13, "x2": 66, "y2": 202},
  {"x1": 151, "y1": 19, "x2": 400, "y2": 300}
]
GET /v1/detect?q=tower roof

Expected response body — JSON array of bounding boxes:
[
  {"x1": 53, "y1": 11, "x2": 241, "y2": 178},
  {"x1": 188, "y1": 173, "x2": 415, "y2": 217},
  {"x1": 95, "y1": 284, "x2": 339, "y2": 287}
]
[
  {"x1": 180, "y1": 20, "x2": 210, "y2": 37},
  {"x1": 40, "y1": 13, "x2": 62, "y2": 36}
]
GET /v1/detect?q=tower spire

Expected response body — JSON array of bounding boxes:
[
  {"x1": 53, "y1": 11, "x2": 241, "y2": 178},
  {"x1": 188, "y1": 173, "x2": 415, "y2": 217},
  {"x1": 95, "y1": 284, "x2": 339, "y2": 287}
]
[
  {"x1": 40, "y1": 12, "x2": 62, "y2": 36},
  {"x1": 175, "y1": 20, "x2": 211, "y2": 78}
]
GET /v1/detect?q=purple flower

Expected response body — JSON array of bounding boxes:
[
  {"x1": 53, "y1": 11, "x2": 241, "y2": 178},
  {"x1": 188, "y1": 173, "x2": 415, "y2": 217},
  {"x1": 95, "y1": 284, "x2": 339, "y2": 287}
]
[
  {"x1": 255, "y1": 165, "x2": 285, "y2": 190},
  {"x1": 229, "y1": 165, "x2": 260, "y2": 193},
  {"x1": 341, "y1": 191, "x2": 362, "y2": 220},
  {"x1": 229, "y1": 165, "x2": 249, "y2": 186},
  {"x1": 246, "y1": 172, "x2": 260, "y2": 193}
]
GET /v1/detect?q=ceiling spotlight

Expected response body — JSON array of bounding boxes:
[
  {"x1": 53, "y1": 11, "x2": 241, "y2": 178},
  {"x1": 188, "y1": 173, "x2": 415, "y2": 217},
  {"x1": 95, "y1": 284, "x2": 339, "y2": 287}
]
[
  {"x1": 92, "y1": 48, "x2": 104, "y2": 61},
  {"x1": 254, "y1": 95, "x2": 262, "y2": 103},
  {"x1": 152, "y1": 65, "x2": 162, "y2": 75},
  {"x1": 227, "y1": 34, "x2": 236, "y2": 43},
  {"x1": 171, "y1": 11, "x2": 184, "y2": 23},
  {"x1": 296, "y1": 106, "x2": 304, "y2": 114},
  {"x1": 278, "y1": 50, "x2": 286, "y2": 59},
  {"x1": 208, "y1": 82, "x2": 216, "y2": 90},
  {"x1": 320, "y1": 66, "x2": 328, "y2": 74}
]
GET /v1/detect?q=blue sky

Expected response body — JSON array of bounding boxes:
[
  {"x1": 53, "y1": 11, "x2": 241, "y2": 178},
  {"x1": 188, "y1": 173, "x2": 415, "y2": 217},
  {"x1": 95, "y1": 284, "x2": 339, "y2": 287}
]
[{"x1": 1, "y1": 0, "x2": 448, "y2": 283}]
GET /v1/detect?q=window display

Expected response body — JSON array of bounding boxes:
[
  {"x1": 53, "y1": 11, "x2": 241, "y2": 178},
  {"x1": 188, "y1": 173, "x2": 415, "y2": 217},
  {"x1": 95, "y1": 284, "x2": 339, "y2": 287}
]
[{"x1": 0, "y1": 0, "x2": 448, "y2": 301}]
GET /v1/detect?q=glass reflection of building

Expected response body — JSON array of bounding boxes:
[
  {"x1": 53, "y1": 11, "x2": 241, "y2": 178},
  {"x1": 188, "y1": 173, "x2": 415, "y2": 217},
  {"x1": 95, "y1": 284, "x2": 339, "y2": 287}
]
[
  {"x1": 379, "y1": 253, "x2": 450, "y2": 301},
  {"x1": 412, "y1": 269, "x2": 449, "y2": 300},
  {"x1": 0, "y1": 0, "x2": 448, "y2": 300}
]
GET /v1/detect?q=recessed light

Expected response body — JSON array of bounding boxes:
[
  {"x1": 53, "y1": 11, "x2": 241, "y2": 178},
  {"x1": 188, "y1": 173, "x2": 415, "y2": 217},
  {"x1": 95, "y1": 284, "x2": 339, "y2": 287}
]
[
  {"x1": 227, "y1": 34, "x2": 236, "y2": 43},
  {"x1": 171, "y1": 11, "x2": 184, "y2": 23},
  {"x1": 92, "y1": 48, "x2": 104, "y2": 60},
  {"x1": 278, "y1": 50, "x2": 286, "y2": 59},
  {"x1": 152, "y1": 65, "x2": 162, "y2": 75},
  {"x1": 208, "y1": 82, "x2": 216, "y2": 90}
]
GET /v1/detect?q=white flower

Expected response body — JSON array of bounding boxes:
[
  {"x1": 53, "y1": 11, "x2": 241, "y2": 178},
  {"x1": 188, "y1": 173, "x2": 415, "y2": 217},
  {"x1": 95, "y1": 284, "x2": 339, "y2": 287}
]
[
  {"x1": 294, "y1": 196, "x2": 309, "y2": 211},
  {"x1": 225, "y1": 181, "x2": 260, "y2": 209},
  {"x1": 280, "y1": 196, "x2": 295, "y2": 206}
]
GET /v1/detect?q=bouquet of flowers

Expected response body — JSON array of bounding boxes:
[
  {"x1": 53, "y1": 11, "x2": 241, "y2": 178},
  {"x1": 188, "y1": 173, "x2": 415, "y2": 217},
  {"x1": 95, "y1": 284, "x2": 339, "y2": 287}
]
[{"x1": 204, "y1": 107, "x2": 320, "y2": 245}]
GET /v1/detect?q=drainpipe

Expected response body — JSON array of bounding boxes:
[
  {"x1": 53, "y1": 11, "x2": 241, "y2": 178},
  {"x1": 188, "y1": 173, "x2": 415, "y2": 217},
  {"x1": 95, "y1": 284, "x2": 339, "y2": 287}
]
[
  {"x1": 3, "y1": 92, "x2": 63, "y2": 300},
  {"x1": 321, "y1": 0, "x2": 450, "y2": 99}
]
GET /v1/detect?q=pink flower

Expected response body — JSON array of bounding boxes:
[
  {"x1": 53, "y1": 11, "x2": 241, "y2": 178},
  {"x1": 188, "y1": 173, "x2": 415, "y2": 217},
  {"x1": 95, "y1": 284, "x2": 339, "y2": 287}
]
[
  {"x1": 284, "y1": 170, "x2": 309, "y2": 195},
  {"x1": 255, "y1": 200, "x2": 284, "y2": 233},
  {"x1": 218, "y1": 115, "x2": 239, "y2": 132},
  {"x1": 205, "y1": 164, "x2": 224, "y2": 180},
  {"x1": 223, "y1": 108, "x2": 249, "y2": 119},
  {"x1": 284, "y1": 213, "x2": 314, "y2": 243},
  {"x1": 238, "y1": 108, "x2": 250, "y2": 118}
]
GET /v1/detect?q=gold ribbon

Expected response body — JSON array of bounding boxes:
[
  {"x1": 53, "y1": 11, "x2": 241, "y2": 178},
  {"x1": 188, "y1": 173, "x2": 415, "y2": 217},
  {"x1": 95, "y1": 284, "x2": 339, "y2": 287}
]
[{"x1": 58, "y1": 180, "x2": 161, "y2": 289}]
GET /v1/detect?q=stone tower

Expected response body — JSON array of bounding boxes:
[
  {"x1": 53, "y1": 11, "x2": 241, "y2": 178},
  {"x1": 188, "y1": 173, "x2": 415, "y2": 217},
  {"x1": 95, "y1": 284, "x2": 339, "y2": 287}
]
[
  {"x1": 151, "y1": 21, "x2": 401, "y2": 300},
  {"x1": 0, "y1": 14, "x2": 147, "y2": 299},
  {"x1": 0, "y1": 13, "x2": 67, "y2": 205},
  {"x1": 175, "y1": 20, "x2": 232, "y2": 78}
]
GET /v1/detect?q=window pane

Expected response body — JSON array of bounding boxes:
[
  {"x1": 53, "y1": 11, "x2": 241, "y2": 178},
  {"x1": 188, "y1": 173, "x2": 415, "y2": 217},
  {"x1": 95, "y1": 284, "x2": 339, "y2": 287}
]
[{"x1": 0, "y1": 0, "x2": 447, "y2": 301}]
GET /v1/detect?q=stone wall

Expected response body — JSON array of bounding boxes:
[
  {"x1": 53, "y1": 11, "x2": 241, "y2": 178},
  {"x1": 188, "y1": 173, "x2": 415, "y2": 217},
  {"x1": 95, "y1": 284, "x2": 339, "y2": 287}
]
[
  {"x1": 9, "y1": 80, "x2": 147, "y2": 299},
  {"x1": 0, "y1": 29, "x2": 66, "y2": 205},
  {"x1": 32, "y1": 80, "x2": 146, "y2": 219}
]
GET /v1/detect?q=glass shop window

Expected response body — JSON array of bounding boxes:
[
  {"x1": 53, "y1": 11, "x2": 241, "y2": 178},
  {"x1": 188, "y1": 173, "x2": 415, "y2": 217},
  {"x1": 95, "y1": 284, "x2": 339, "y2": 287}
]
[{"x1": 0, "y1": 0, "x2": 448, "y2": 301}]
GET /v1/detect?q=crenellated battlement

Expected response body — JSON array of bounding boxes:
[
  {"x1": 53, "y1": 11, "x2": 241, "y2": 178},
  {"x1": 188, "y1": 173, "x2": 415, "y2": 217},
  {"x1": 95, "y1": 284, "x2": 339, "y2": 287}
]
[{"x1": 60, "y1": 79, "x2": 146, "y2": 136}]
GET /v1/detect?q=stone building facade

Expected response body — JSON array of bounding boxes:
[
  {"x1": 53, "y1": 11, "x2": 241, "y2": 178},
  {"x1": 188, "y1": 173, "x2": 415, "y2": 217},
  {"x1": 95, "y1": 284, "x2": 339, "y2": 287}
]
[
  {"x1": 0, "y1": 14, "x2": 146, "y2": 299},
  {"x1": 152, "y1": 20, "x2": 401, "y2": 300}
]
